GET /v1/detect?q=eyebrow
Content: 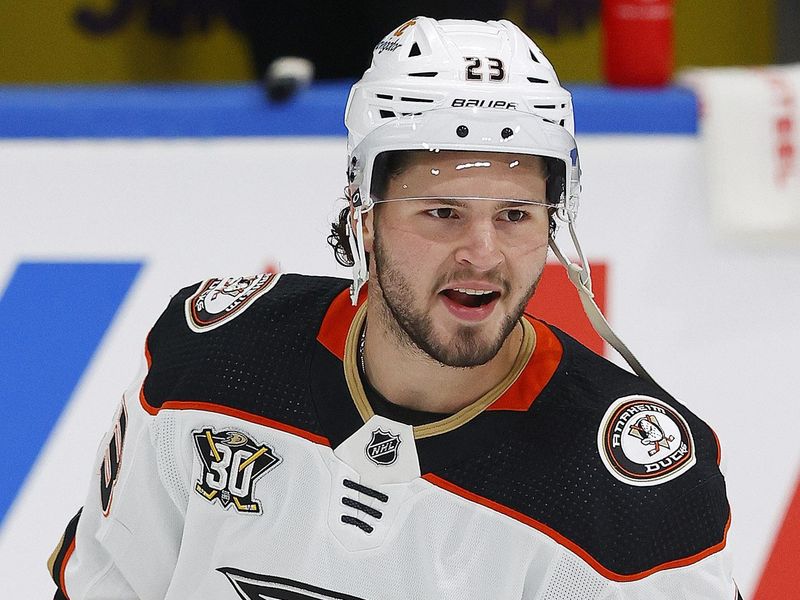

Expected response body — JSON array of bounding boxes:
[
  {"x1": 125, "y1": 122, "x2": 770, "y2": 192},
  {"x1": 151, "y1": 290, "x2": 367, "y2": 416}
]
[
  {"x1": 417, "y1": 198, "x2": 542, "y2": 209},
  {"x1": 431, "y1": 198, "x2": 468, "y2": 207},
  {"x1": 496, "y1": 199, "x2": 538, "y2": 208}
]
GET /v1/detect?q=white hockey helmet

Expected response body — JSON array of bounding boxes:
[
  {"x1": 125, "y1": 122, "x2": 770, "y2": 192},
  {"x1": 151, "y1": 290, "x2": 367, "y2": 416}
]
[
  {"x1": 345, "y1": 16, "x2": 575, "y2": 152},
  {"x1": 348, "y1": 108, "x2": 580, "y2": 216},
  {"x1": 344, "y1": 17, "x2": 579, "y2": 299}
]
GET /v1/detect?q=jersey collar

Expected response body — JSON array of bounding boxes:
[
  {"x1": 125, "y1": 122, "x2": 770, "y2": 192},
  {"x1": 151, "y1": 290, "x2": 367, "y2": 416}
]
[{"x1": 317, "y1": 287, "x2": 562, "y2": 439}]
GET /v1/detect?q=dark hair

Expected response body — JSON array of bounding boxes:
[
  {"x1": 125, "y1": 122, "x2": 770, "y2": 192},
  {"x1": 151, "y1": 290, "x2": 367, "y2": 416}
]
[
  {"x1": 327, "y1": 152, "x2": 563, "y2": 267},
  {"x1": 327, "y1": 151, "x2": 413, "y2": 268},
  {"x1": 328, "y1": 205, "x2": 356, "y2": 267}
]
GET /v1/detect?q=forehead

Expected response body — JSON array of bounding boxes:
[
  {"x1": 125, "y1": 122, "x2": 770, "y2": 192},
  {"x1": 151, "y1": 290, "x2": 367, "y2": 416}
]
[{"x1": 376, "y1": 150, "x2": 547, "y2": 201}]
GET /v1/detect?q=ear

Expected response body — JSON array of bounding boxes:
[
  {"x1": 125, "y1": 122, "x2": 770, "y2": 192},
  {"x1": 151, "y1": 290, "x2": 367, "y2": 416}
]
[{"x1": 362, "y1": 209, "x2": 375, "y2": 253}]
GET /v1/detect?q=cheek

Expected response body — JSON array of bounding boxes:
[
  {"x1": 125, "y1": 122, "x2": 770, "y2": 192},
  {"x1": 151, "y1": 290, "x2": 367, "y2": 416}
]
[
  {"x1": 508, "y1": 220, "x2": 550, "y2": 252},
  {"x1": 379, "y1": 221, "x2": 445, "y2": 265},
  {"x1": 508, "y1": 236, "x2": 550, "y2": 285}
]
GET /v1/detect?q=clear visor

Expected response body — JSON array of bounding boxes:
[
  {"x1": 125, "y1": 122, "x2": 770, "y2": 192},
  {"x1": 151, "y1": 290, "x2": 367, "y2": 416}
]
[{"x1": 370, "y1": 149, "x2": 560, "y2": 208}]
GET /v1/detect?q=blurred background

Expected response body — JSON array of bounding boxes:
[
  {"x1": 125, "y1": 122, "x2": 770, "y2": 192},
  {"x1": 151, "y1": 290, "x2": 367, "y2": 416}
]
[
  {"x1": 0, "y1": 0, "x2": 792, "y2": 83},
  {"x1": 1, "y1": 1, "x2": 799, "y2": 598}
]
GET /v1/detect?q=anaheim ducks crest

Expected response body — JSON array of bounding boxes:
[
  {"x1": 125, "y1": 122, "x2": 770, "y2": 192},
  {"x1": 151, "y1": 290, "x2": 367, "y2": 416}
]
[
  {"x1": 185, "y1": 274, "x2": 281, "y2": 333},
  {"x1": 598, "y1": 395, "x2": 695, "y2": 486},
  {"x1": 193, "y1": 428, "x2": 282, "y2": 513}
]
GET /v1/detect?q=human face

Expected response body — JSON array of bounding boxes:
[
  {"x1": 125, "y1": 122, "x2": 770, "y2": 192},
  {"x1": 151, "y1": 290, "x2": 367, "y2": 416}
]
[{"x1": 364, "y1": 151, "x2": 550, "y2": 368}]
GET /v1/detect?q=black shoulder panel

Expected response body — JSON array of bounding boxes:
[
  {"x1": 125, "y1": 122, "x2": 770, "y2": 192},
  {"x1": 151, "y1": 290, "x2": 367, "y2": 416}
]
[
  {"x1": 142, "y1": 274, "x2": 350, "y2": 436},
  {"x1": 435, "y1": 326, "x2": 729, "y2": 577}
]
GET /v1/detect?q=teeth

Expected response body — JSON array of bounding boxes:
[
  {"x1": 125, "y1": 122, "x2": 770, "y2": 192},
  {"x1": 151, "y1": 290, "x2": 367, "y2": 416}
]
[{"x1": 453, "y1": 288, "x2": 494, "y2": 296}]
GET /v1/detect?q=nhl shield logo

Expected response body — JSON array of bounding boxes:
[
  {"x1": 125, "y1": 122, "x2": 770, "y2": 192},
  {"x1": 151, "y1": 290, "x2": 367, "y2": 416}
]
[{"x1": 365, "y1": 428, "x2": 401, "y2": 466}]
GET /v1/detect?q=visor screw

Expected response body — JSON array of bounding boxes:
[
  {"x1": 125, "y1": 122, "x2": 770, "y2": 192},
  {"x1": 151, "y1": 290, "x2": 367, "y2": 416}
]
[
  {"x1": 501, "y1": 127, "x2": 514, "y2": 139},
  {"x1": 456, "y1": 125, "x2": 469, "y2": 138}
]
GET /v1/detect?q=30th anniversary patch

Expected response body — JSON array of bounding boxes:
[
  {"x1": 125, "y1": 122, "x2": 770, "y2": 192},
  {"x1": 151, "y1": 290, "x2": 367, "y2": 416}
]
[
  {"x1": 193, "y1": 428, "x2": 282, "y2": 513},
  {"x1": 597, "y1": 395, "x2": 695, "y2": 486}
]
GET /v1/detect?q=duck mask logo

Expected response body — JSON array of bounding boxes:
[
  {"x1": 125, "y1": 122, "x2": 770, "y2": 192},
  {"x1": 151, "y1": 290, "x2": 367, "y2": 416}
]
[{"x1": 598, "y1": 395, "x2": 696, "y2": 487}]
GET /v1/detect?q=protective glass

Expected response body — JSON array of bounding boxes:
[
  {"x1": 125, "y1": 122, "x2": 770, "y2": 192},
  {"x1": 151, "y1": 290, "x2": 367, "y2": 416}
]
[
  {"x1": 368, "y1": 149, "x2": 557, "y2": 248},
  {"x1": 369, "y1": 149, "x2": 556, "y2": 208}
]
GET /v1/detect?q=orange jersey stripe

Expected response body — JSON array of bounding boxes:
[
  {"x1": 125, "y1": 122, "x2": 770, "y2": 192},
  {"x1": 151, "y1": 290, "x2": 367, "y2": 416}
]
[
  {"x1": 59, "y1": 537, "x2": 76, "y2": 600},
  {"x1": 139, "y1": 395, "x2": 331, "y2": 447}
]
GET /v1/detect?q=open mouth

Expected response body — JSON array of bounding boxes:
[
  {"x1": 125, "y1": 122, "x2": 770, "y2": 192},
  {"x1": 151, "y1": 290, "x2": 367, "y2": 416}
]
[{"x1": 441, "y1": 287, "x2": 501, "y2": 308}]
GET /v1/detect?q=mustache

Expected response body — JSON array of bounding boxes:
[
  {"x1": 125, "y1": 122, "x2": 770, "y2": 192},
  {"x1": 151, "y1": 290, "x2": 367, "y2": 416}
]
[{"x1": 432, "y1": 269, "x2": 509, "y2": 294}]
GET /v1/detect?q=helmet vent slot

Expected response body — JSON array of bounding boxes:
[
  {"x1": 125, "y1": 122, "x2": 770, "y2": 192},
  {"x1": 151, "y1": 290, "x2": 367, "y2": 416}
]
[
  {"x1": 534, "y1": 104, "x2": 556, "y2": 109},
  {"x1": 376, "y1": 93, "x2": 393, "y2": 100},
  {"x1": 408, "y1": 72, "x2": 438, "y2": 78},
  {"x1": 400, "y1": 97, "x2": 434, "y2": 103},
  {"x1": 408, "y1": 42, "x2": 422, "y2": 57},
  {"x1": 379, "y1": 110, "x2": 396, "y2": 118},
  {"x1": 529, "y1": 49, "x2": 540, "y2": 63},
  {"x1": 527, "y1": 77, "x2": 549, "y2": 84}
]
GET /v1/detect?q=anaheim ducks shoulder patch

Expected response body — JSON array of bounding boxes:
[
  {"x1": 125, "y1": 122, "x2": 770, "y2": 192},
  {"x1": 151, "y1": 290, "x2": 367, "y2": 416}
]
[
  {"x1": 185, "y1": 274, "x2": 281, "y2": 333},
  {"x1": 597, "y1": 395, "x2": 695, "y2": 486}
]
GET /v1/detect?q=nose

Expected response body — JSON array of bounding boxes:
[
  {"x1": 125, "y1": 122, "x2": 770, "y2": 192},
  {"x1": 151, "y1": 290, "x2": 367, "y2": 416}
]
[{"x1": 453, "y1": 217, "x2": 504, "y2": 272}]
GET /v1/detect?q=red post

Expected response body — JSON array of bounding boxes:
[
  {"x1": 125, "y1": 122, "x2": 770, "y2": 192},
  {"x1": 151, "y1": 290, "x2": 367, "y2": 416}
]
[{"x1": 601, "y1": 0, "x2": 675, "y2": 86}]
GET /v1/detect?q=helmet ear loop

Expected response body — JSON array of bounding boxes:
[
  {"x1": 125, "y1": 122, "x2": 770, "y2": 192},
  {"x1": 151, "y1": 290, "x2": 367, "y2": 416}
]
[
  {"x1": 549, "y1": 162, "x2": 587, "y2": 283},
  {"x1": 345, "y1": 186, "x2": 370, "y2": 305},
  {"x1": 550, "y1": 195, "x2": 590, "y2": 292}
]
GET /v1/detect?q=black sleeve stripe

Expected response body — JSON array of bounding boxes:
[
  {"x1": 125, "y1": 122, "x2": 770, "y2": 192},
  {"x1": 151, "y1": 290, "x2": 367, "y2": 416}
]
[{"x1": 49, "y1": 508, "x2": 82, "y2": 593}]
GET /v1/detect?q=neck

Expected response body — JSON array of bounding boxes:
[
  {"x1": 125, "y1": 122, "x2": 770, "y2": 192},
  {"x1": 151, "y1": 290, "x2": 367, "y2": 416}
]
[{"x1": 360, "y1": 297, "x2": 524, "y2": 415}]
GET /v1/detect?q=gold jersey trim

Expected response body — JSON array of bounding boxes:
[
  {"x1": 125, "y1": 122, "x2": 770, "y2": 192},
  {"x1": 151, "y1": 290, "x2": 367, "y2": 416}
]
[{"x1": 344, "y1": 302, "x2": 536, "y2": 438}]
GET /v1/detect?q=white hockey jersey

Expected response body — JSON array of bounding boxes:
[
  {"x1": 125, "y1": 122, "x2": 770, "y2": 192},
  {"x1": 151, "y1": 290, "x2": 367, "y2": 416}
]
[{"x1": 49, "y1": 274, "x2": 740, "y2": 599}]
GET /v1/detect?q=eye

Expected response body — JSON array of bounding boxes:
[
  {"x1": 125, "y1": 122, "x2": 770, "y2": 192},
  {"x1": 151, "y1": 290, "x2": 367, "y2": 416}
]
[
  {"x1": 500, "y1": 208, "x2": 528, "y2": 223},
  {"x1": 426, "y1": 207, "x2": 458, "y2": 219}
]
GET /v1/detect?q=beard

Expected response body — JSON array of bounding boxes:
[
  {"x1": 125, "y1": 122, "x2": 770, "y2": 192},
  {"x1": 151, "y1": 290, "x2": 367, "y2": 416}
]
[{"x1": 371, "y1": 230, "x2": 542, "y2": 368}]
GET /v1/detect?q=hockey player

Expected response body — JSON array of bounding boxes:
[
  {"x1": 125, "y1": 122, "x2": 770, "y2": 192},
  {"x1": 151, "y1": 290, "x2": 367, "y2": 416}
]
[{"x1": 49, "y1": 17, "x2": 740, "y2": 599}]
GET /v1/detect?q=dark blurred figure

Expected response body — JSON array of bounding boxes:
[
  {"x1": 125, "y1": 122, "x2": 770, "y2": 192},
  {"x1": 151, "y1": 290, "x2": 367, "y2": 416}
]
[
  {"x1": 73, "y1": 0, "x2": 599, "y2": 100},
  {"x1": 236, "y1": 1, "x2": 508, "y2": 82},
  {"x1": 74, "y1": 0, "x2": 599, "y2": 79},
  {"x1": 73, "y1": 0, "x2": 509, "y2": 101},
  {"x1": 524, "y1": 0, "x2": 599, "y2": 37},
  {"x1": 75, "y1": 0, "x2": 244, "y2": 36}
]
